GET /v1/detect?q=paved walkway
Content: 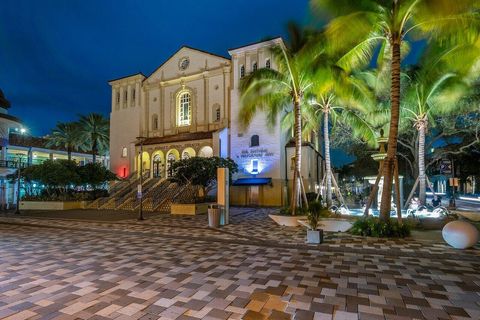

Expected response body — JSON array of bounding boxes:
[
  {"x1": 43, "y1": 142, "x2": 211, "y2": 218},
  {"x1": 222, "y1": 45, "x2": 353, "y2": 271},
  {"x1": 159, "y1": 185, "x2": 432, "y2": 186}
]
[{"x1": 0, "y1": 209, "x2": 479, "y2": 319}]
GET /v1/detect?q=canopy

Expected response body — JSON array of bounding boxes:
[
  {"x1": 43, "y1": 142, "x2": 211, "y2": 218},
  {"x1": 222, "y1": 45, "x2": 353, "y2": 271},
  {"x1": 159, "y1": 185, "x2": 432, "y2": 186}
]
[{"x1": 232, "y1": 178, "x2": 272, "y2": 186}]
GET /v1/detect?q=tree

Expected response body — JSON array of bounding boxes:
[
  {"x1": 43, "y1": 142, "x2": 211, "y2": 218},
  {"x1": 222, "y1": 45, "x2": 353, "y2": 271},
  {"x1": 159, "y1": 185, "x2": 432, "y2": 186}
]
[
  {"x1": 313, "y1": 0, "x2": 480, "y2": 220},
  {"x1": 46, "y1": 122, "x2": 81, "y2": 161},
  {"x1": 78, "y1": 113, "x2": 109, "y2": 163},
  {"x1": 78, "y1": 162, "x2": 117, "y2": 188},
  {"x1": 170, "y1": 157, "x2": 238, "y2": 201},
  {"x1": 401, "y1": 51, "x2": 478, "y2": 205},
  {"x1": 13, "y1": 160, "x2": 116, "y2": 200},
  {"x1": 306, "y1": 50, "x2": 378, "y2": 207},
  {"x1": 239, "y1": 25, "x2": 315, "y2": 214}
]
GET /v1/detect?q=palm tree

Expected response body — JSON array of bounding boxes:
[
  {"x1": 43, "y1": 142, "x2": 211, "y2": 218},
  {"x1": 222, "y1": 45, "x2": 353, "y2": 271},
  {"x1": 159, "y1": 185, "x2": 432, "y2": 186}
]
[
  {"x1": 46, "y1": 122, "x2": 81, "y2": 161},
  {"x1": 313, "y1": 0, "x2": 480, "y2": 220},
  {"x1": 305, "y1": 54, "x2": 378, "y2": 207},
  {"x1": 78, "y1": 113, "x2": 109, "y2": 164},
  {"x1": 239, "y1": 26, "x2": 314, "y2": 214},
  {"x1": 402, "y1": 45, "x2": 479, "y2": 205}
]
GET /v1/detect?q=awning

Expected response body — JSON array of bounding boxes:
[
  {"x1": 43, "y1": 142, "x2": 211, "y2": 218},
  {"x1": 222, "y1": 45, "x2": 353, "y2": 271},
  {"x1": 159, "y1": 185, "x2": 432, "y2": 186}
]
[{"x1": 232, "y1": 178, "x2": 272, "y2": 186}]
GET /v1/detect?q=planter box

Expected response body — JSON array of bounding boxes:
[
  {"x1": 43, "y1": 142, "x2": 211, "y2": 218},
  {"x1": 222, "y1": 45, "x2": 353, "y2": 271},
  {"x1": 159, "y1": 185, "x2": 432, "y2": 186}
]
[
  {"x1": 171, "y1": 203, "x2": 208, "y2": 215},
  {"x1": 20, "y1": 201, "x2": 87, "y2": 210},
  {"x1": 307, "y1": 229, "x2": 324, "y2": 244},
  {"x1": 269, "y1": 214, "x2": 307, "y2": 227}
]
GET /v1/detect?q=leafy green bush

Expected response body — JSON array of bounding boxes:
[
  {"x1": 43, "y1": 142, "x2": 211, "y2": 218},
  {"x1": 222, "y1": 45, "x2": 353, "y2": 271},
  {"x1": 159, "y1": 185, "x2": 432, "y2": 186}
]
[
  {"x1": 350, "y1": 216, "x2": 411, "y2": 238},
  {"x1": 170, "y1": 157, "x2": 238, "y2": 201},
  {"x1": 10, "y1": 160, "x2": 116, "y2": 201}
]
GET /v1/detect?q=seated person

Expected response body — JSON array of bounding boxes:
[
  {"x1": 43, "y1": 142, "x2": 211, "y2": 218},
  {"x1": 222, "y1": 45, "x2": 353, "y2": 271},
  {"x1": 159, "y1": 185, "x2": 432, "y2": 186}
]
[
  {"x1": 410, "y1": 197, "x2": 419, "y2": 210},
  {"x1": 431, "y1": 195, "x2": 441, "y2": 208}
]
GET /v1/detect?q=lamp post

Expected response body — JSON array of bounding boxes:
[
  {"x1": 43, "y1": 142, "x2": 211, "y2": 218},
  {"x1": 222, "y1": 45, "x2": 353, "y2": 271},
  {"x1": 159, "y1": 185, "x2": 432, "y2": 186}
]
[
  {"x1": 136, "y1": 136, "x2": 147, "y2": 221},
  {"x1": 15, "y1": 156, "x2": 23, "y2": 215}
]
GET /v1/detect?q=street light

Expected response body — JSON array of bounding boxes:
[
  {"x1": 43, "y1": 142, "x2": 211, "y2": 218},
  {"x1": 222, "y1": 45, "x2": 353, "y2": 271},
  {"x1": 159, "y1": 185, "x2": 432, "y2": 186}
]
[
  {"x1": 136, "y1": 136, "x2": 147, "y2": 221},
  {"x1": 14, "y1": 154, "x2": 24, "y2": 215}
]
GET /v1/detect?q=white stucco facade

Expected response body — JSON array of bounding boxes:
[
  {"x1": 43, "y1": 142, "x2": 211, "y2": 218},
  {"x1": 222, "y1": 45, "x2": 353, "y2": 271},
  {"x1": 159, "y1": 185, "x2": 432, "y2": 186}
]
[{"x1": 109, "y1": 39, "x2": 322, "y2": 206}]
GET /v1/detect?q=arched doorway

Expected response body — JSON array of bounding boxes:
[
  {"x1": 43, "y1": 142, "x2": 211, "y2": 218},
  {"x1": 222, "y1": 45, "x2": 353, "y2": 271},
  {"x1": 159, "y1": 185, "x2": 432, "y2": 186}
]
[
  {"x1": 151, "y1": 151, "x2": 164, "y2": 178},
  {"x1": 181, "y1": 147, "x2": 196, "y2": 159},
  {"x1": 198, "y1": 146, "x2": 213, "y2": 158},
  {"x1": 165, "y1": 149, "x2": 180, "y2": 178},
  {"x1": 137, "y1": 151, "x2": 150, "y2": 177}
]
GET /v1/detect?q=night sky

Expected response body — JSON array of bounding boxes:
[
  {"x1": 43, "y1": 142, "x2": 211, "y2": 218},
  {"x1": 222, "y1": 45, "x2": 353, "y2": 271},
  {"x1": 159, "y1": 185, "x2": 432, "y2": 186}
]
[
  {"x1": 0, "y1": 0, "x2": 310, "y2": 136},
  {"x1": 1, "y1": 1, "x2": 426, "y2": 166}
]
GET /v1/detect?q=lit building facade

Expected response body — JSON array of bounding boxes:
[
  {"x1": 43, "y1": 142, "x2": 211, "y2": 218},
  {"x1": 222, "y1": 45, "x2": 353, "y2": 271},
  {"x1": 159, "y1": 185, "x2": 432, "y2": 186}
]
[
  {"x1": 109, "y1": 38, "x2": 323, "y2": 206},
  {"x1": 0, "y1": 89, "x2": 105, "y2": 209}
]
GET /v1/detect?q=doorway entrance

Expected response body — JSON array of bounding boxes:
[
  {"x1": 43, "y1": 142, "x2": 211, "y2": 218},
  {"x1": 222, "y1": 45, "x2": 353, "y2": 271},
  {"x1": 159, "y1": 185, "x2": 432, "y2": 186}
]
[{"x1": 248, "y1": 186, "x2": 259, "y2": 206}]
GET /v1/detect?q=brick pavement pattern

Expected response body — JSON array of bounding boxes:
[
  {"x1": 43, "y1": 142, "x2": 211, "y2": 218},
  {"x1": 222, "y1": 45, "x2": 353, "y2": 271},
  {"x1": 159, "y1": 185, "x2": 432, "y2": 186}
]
[{"x1": 0, "y1": 208, "x2": 479, "y2": 319}]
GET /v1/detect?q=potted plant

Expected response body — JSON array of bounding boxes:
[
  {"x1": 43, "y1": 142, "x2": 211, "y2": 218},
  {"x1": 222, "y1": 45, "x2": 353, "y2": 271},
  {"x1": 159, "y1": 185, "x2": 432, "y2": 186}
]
[{"x1": 306, "y1": 201, "x2": 327, "y2": 244}]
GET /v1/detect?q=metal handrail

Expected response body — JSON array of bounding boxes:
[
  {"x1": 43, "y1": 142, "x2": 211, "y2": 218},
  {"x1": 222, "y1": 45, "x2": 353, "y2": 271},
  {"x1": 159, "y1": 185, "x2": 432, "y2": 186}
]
[{"x1": 0, "y1": 160, "x2": 28, "y2": 169}]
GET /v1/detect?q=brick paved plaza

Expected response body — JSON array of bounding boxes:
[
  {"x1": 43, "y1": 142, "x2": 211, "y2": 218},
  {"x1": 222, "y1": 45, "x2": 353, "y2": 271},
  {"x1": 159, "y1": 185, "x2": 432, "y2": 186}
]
[{"x1": 0, "y1": 208, "x2": 479, "y2": 320}]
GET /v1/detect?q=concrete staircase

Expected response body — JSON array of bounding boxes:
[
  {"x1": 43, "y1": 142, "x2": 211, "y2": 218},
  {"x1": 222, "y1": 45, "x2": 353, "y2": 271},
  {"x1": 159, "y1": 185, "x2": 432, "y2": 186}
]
[{"x1": 87, "y1": 172, "x2": 199, "y2": 213}]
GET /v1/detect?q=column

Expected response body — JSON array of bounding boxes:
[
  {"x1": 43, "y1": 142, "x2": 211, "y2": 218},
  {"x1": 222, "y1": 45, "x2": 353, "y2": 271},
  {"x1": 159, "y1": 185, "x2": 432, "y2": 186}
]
[
  {"x1": 204, "y1": 75, "x2": 209, "y2": 127},
  {"x1": 27, "y1": 147, "x2": 33, "y2": 166}
]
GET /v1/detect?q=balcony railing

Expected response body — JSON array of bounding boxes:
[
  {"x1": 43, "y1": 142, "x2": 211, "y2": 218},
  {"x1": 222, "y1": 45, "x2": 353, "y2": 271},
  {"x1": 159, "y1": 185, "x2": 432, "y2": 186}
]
[{"x1": 0, "y1": 160, "x2": 28, "y2": 169}]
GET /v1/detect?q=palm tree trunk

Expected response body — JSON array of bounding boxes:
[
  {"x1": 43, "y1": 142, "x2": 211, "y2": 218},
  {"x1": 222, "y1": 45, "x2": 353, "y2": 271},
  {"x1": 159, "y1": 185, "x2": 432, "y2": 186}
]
[
  {"x1": 290, "y1": 97, "x2": 302, "y2": 215},
  {"x1": 92, "y1": 135, "x2": 97, "y2": 164},
  {"x1": 67, "y1": 146, "x2": 72, "y2": 161},
  {"x1": 324, "y1": 111, "x2": 332, "y2": 208},
  {"x1": 418, "y1": 123, "x2": 427, "y2": 205},
  {"x1": 379, "y1": 38, "x2": 401, "y2": 221}
]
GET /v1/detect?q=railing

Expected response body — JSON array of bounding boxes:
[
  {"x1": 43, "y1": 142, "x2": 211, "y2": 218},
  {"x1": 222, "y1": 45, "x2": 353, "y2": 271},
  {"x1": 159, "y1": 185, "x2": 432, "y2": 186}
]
[{"x1": 0, "y1": 160, "x2": 28, "y2": 169}]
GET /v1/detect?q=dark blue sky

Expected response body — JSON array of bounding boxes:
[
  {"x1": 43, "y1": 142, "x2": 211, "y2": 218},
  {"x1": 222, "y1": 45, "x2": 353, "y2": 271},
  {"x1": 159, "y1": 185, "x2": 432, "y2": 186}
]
[{"x1": 0, "y1": 0, "x2": 310, "y2": 136}]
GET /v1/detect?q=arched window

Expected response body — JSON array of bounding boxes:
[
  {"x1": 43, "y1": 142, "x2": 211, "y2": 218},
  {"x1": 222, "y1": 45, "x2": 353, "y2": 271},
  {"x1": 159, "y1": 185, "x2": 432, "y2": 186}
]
[
  {"x1": 240, "y1": 65, "x2": 245, "y2": 78},
  {"x1": 265, "y1": 58, "x2": 271, "y2": 69},
  {"x1": 152, "y1": 114, "x2": 159, "y2": 130},
  {"x1": 250, "y1": 135, "x2": 259, "y2": 147},
  {"x1": 152, "y1": 154, "x2": 163, "y2": 178},
  {"x1": 121, "y1": 147, "x2": 128, "y2": 158},
  {"x1": 252, "y1": 62, "x2": 257, "y2": 72},
  {"x1": 166, "y1": 153, "x2": 176, "y2": 177},
  {"x1": 182, "y1": 151, "x2": 191, "y2": 159},
  {"x1": 177, "y1": 92, "x2": 191, "y2": 126}
]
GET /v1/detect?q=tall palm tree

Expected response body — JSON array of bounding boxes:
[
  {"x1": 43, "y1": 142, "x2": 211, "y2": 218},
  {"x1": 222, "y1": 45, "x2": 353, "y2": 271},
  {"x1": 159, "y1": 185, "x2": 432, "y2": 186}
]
[
  {"x1": 239, "y1": 26, "x2": 314, "y2": 214},
  {"x1": 46, "y1": 122, "x2": 81, "y2": 161},
  {"x1": 304, "y1": 52, "x2": 378, "y2": 207},
  {"x1": 78, "y1": 113, "x2": 109, "y2": 164},
  {"x1": 402, "y1": 45, "x2": 479, "y2": 205},
  {"x1": 313, "y1": 0, "x2": 480, "y2": 220}
]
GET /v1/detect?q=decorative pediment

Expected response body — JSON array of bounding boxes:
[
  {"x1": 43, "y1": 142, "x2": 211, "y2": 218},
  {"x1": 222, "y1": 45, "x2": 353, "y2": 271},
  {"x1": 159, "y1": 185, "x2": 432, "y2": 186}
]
[{"x1": 146, "y1": 46, "x2": 230, "y2": 83}]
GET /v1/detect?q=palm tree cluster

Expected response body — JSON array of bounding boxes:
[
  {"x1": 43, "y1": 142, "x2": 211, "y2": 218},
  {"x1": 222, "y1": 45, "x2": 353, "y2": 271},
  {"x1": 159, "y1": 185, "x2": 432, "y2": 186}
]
[
  {"x1": 46, "y1": 113, "x2": 109, "y2": 163},
  {"x1": 239, "y1": 1, "x2": 480, "y2": 219}
]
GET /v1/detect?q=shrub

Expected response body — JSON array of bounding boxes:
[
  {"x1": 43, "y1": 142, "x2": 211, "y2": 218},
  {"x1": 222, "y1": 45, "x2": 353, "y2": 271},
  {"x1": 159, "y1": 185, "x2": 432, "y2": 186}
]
[
  {"x1": 170, "y1": 157, "x2": 238, "y2": 201},
  {"x1": 9, "y1": 160, "x2": 116, "y2": 201},
  {"x1": 350, "y1": 216, "x2": 411, "y2": 238},
  {"x1": 278, "y1": 205, "x2": 309, "y2": 216},
  {"x1": 306, "y1": 192, "x2": 319, "y2": 203},
  {"x1": 307, "y1": 201, "x2": 330, "y2": 230}
]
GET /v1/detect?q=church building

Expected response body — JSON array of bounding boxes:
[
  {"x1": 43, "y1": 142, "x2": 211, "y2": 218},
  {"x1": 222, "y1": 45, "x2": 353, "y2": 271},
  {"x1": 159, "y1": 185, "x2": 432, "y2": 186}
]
[{"x1": 109, "y1": 38, "x2": 322, "y2": 206}]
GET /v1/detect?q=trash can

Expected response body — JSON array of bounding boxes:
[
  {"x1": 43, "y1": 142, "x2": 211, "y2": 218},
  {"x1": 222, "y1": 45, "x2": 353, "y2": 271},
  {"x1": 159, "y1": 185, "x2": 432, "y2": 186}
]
[{"x1": 208, "y1": 204, "x2": 220, "y2": 228}]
